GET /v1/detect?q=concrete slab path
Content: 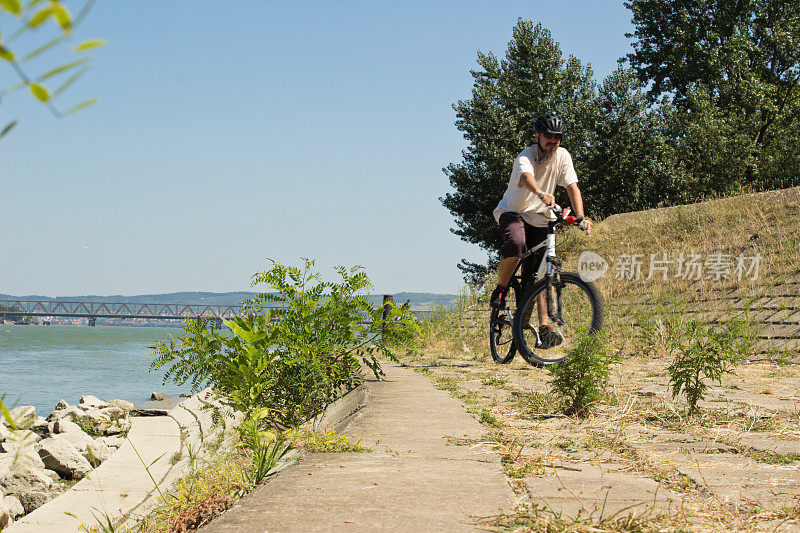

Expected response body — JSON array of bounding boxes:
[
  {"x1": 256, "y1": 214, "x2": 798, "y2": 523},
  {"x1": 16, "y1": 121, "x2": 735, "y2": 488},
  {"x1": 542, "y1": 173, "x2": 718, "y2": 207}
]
[{"x1": 200, "y1": 363, "x2": 517, "y2": 532}]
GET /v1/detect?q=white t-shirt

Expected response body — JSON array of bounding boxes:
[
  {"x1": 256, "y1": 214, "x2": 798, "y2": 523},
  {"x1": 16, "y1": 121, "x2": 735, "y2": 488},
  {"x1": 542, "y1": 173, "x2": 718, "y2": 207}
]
[{"x1": 493, "y1": 146, "x2": 578, "y2": 227}]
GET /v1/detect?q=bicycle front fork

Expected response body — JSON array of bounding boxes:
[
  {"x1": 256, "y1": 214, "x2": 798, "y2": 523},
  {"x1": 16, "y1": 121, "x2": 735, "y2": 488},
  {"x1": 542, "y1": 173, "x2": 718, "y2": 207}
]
[{"x1": 545, "y1": 258, "x2": 563, "y2": 326}]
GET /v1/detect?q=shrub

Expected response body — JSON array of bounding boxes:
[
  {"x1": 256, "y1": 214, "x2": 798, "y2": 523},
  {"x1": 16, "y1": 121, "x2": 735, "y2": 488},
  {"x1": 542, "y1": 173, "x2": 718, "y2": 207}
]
[
  {"x1": 548, "y1": 333, "x2": 617, "y2": 415},
  {"x1": 667, "y1": 318, "x2": 750, "y2": 415},
  {"x1": 151, "y1": 258, "x2": 416, "y2": 428}
]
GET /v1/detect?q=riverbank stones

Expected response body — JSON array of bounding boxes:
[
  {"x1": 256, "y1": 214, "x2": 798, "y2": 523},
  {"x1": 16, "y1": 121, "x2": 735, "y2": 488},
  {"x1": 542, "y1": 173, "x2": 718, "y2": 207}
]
[
  {"x1": 0, "y1": 465, "x2": 53, "y2": 494},
  {"x1": 53, "y1": 419, "x2": 84, "y2": 435},
  {"x1": 36, "y1": 436, "x2": 93, "y2": 479},
  {"x1": 0, "y1": 393, "x2": 141, "y2": 521},
  {"x1": 79, "y1": 395, "x2": 105, "y2": 407},
  {"x1": 7, "y1": 407, "x2": 35, "y2": 427},
  {"x1": 4, "y1": 494, "x2": 24, "y2": 519}
]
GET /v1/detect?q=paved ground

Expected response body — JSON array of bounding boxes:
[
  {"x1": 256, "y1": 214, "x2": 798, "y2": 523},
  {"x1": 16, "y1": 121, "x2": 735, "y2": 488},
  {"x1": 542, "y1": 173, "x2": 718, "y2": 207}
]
[{"x1": 200, "y1": 364, "x2": 517, "y2": 532}]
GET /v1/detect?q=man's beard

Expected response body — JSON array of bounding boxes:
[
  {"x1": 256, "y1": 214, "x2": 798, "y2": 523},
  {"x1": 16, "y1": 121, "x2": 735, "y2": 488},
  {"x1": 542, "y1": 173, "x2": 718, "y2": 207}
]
[{"x1": 538, "y1": 142, "x2": 557, "y2": 164}]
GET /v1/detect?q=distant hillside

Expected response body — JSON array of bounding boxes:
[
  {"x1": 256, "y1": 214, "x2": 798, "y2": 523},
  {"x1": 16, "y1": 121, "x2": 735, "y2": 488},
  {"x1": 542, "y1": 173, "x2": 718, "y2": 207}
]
[{"x1": 0, "y1": 291, "x2": 458, "y2": 311}]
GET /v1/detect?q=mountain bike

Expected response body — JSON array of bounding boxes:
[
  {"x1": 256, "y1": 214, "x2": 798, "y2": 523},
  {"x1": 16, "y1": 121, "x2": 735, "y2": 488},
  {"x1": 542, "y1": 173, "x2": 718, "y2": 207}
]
[{"x1": 489, "y1": 205, "x2": 604, "y2": 367}]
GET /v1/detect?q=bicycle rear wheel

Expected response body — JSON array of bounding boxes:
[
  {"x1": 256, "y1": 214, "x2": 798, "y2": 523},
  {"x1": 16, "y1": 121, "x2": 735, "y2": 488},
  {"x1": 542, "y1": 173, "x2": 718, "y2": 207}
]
[
  {"x1": 513, "y1": 272, "x2": 604, "y2": 366},
  {"x1": 489, "y1": 305, "x2": 516, "y2": 364}
]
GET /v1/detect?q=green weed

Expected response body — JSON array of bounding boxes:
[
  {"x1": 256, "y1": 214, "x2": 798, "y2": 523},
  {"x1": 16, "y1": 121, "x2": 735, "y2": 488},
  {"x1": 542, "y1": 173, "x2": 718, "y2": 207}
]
[
  {"x1": 667, "y1": 318, "x2": 751, "y2": 415},
  {"x1": 548, "y1": 333, "x2": 619, "y2": 416},
  {"x1": 479, "y1": 409, "x2": 501, "y2": 428}
]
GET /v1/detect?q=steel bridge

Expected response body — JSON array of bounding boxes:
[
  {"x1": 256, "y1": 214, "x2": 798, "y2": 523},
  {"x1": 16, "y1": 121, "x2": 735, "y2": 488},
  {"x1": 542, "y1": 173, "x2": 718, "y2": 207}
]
[
  {"x1": 0, "y1": 297, "x2": 431, "y2": 328},
  {"x1": 0, "y1": 299, "x2": 244, "y2": 326}
]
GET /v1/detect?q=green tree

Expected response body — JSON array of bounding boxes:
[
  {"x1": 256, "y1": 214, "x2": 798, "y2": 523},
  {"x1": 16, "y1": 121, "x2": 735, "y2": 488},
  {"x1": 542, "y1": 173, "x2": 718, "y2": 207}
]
[
  {"x1": 0, "y1": 0, "x2": 104, "y2": 140},
  {"x1": 581, "y1": 65, "x2": 685, "y2": 218},
  {"x1": 626, "y1": 0, "x2": 800, "y2": 191},
  {"x1": 441, "y1": 19, "x2": 598, "y2": 280}
]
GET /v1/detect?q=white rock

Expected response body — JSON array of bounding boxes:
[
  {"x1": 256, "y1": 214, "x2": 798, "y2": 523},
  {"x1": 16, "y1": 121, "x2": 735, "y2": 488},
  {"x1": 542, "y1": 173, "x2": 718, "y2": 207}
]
[
  {"x1": 36, "y1": 437, "x2": 93, "y2": 479},
  {"x1": 48, "y1": 431, "x2": 93, "y2": 454},
  {"x1": 0, "y1": 429, "x2": 41, "y2": 456},
  {"x1": 101, "y1": 436, "x2": 124, "y2": 449},
  {"x1": 8, "y1": 407, "x2": 35, "y2": 429},
  {"x1": 1, "y1": 441, "x2": 46, "y2": 472},
  {"x1": 4, "y1": 495, "x2": 23, "y2": 519},
  {"x1": 100, "y1": 407, "x2": 126, "y2": 421},
  {"x1": 83, "y1": 440, "x2": 111, "y2": 465},
  {"x1": 0, "y1": 424, "x2": 11, "y2": 443},
  {"x1": 42, "y1": 469, "x2": 60, "y2": 482},
  {"x1": 54, "y1": 399, "x2": 69, "y2": 410},
  {"x1": 108, "y1": 399, "x2": 134, "y2": 413},
  {"x1": 0, "y1": 455, "x2": 12, "y2": 479},
  {"x1": 0, "y1": 465, "x2": 54, "y2": 494},
  {"x1": 46, "y1": 406, "x2": 82, "y2": 422},
  {"x1": 18, "y1": 490, "x2": 57, "y2": 514},
  {"x1": 150, "y1": 392, "x2": 173, "y2": 401},
  {"x1": 100, "y1": 418, "x2": 131, "y2": 436},
  {"x1": 53, "y1": 419, "x2": 85, "y2": 435},
  {"x1": 80, "y1": 408, "x2": 105, "y2": 421},
  {"x1": 30, "y1": 417, "x2": 49, "y2": 437},
  {"x1": 79, "y1": 395, "x2": 107, "y2": 408}
]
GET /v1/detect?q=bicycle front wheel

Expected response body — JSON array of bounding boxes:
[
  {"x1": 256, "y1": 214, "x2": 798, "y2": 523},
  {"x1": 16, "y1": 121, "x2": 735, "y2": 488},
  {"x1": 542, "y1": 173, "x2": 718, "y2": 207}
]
[
  {"x1": 489, "y1": 305, "x2": 516, "y2": 364},
  {"x1": 513, "y1": 272, "x2": 604, "y2": 366}
]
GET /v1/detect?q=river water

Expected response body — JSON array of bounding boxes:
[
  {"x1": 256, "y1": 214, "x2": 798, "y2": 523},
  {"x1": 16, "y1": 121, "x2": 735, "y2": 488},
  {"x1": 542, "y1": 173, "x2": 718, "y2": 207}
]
[{"x1": 0, "y1": 324, "x2": 194, "y2": 417}]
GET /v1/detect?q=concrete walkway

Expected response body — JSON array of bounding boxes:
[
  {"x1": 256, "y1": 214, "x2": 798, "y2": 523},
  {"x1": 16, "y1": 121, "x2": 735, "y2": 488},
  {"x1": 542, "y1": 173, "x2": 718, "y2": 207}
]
[
  {"x1": 8, "y1": 391, "x2": 226, "y2": 532},
  {"x1": 200, "y1": 364, "x2": 517, "y2": 532}
]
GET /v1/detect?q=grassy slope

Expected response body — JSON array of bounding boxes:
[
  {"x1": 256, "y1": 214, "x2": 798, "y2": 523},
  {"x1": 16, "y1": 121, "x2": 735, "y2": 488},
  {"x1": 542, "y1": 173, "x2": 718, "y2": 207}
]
[{"x1": 571, "y1": 186, "x2": 800, "y2": 358}]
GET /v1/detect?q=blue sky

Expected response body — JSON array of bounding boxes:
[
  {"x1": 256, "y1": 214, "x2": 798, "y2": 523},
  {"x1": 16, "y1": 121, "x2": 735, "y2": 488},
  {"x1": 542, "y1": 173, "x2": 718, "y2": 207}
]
[{"x1": 1, "y1": 1, "x2": 633, "y2": 296}]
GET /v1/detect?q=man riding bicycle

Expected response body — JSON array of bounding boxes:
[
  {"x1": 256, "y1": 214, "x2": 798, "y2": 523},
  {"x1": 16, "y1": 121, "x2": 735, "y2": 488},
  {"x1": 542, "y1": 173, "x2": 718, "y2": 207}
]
[{"x1": 489, "y1": 113, "x2": 592, "y2": 347}]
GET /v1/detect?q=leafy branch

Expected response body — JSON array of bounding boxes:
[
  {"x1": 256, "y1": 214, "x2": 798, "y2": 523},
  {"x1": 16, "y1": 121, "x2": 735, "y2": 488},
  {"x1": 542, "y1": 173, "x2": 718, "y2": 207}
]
[{"x1": 0, "y1": 0, "x2": 104, "y2": 140}]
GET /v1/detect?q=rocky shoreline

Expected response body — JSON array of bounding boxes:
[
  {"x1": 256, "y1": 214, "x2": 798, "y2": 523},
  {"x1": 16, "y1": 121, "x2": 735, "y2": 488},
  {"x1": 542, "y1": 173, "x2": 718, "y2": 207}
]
[{"x1": 0, "y1": 395, "x2": 143, "y2": 528}]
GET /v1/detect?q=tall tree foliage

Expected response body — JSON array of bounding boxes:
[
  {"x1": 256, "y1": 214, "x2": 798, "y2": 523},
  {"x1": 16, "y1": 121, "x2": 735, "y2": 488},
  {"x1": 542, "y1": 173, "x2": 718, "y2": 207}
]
[
  {"x1": 626, "y1": 0, "x2": 800, "y2": 191},
  {"x1": 441, "y1": 20, "x2": 596, "y2": 278},
  {"x1": 445, "y1": 7, "x2": 800, "y2": 281},
  {"x1": 581, "y1": 65, "x2": 684, "y2": 218}
]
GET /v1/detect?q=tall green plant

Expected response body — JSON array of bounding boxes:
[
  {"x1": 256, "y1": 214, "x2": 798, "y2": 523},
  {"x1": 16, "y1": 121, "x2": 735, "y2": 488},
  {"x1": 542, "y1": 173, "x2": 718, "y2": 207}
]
[
  {"x1": 667, "y1": 318, "x2": 752, "y2": 415},
  {"x1": 548, "y1": 333, "x2": 617, "y2": 416},
  {"x1": 151, "y1": 259, "x2": 415, "y2": 427},
  {"x1": 238, "y1": 408, "x2": 293, "y2": 485}
]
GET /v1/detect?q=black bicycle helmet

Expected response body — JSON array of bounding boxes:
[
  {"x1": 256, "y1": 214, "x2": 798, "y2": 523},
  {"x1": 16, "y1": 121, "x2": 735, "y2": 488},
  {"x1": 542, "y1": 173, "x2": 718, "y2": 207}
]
[{"x1": 534, "y1": 113, "x2": 566, "y2": 135}]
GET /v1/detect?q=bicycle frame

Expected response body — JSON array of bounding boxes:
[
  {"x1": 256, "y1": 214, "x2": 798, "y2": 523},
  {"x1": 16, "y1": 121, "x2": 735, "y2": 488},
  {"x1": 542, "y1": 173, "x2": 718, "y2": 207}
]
[{"x1": 504, "y1": 205, "x2": 581, "y2": 325}]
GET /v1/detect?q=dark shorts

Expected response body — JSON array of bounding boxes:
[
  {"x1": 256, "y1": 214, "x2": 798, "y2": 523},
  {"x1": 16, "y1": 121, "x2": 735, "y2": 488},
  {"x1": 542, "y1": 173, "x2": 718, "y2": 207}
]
[{"x1": 499, "y1": 212, "x2": 547, "y2": 274}]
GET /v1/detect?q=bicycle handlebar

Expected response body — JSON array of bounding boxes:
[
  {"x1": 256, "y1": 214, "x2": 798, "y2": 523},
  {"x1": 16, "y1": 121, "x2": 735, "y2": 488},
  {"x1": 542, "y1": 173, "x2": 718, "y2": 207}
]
[{"x1": 550, "y1": 204, "x2": 587, "y2": 232}]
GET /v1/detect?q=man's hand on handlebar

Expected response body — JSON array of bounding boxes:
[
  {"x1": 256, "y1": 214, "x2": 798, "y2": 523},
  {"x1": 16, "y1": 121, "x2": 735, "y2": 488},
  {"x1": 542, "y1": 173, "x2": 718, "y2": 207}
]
[
  {"x1": 537, "y1": 191, "x2": 556, "y2": 207},
  {"x1": 551, "y1": 203, "x2": 592, "y2": 236}
]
